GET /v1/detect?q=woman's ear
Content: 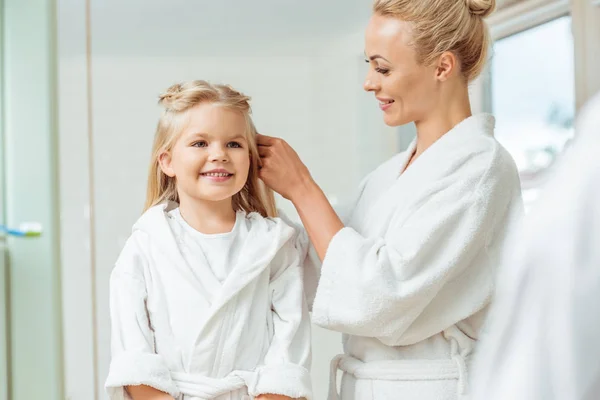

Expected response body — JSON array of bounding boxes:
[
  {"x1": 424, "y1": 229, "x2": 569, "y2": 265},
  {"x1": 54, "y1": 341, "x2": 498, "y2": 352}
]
[
  {"x1": 435, "y1": 51, "x2": 457, "y2": 82},
  {"x1": 158, "y1": 151, "x2": 175, "y2": 177}
]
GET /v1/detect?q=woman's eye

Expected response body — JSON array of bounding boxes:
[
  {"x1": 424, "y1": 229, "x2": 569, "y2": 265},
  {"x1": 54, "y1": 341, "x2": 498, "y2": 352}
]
[
  {"x1": 192, "y1": 141, "x2": 208, "y2": 147},
  {"x1": 227, "y1": 142, "x2": 242, "y2": 148},
  {"x1": 365, "y1": 58, "x2": 390, "y2": 75}
]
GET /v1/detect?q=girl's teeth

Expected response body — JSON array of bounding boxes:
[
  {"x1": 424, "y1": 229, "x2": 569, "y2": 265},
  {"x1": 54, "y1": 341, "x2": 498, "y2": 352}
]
[{"x1": 204, "y1": 173, "x2": 230, "y2": 177}]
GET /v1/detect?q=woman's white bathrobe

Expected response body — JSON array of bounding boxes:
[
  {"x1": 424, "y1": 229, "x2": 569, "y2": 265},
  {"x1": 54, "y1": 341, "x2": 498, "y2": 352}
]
[
  {"x1": 105, "y1": 204, "x2": 312, "y2": 400},
  {"x1": 299, "y1": 114, "x2": 522, "y2": 400}
]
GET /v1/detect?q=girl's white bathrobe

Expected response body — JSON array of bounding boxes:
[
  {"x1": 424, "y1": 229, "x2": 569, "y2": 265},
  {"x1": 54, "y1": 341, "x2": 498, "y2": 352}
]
[
  {"x1": 299, "y1": 114, "x2": 522, "y2": 400},
  {"x1": 105, "y1": 204, "x2": 313, "y2": 400}
]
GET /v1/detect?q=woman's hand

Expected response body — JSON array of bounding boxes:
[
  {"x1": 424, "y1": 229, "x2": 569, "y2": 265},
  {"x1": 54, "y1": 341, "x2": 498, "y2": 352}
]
[
  {"x1": 257, "y1": 134, "x2": 343, "y2": 260},
  {"x1": 256, "y1": 134, "x2": 313, "y2": 201}
]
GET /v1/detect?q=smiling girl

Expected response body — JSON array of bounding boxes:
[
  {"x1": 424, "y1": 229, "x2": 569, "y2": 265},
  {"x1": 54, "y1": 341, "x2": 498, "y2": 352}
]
[{"x1": 105, "y1": 81, "x2": 312, "y2": 400}]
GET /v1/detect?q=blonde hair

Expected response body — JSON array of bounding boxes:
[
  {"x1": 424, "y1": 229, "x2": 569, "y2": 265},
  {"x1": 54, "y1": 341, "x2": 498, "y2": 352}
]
[
  {"x1": 144, "y1": 80, "x2": 277, "y2": 218},
  {"x1": 373, "y1": 0, "x2": 495, "y2": 81}
]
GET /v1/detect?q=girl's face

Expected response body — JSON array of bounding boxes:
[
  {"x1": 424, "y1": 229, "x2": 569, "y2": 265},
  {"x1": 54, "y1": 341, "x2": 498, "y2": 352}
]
[
  {"x1": 363, "y1": 14, "x2": 439, "y2": 127},
  {"x1": 159, "y1": 103, "x2": 251, "y2": 207}
]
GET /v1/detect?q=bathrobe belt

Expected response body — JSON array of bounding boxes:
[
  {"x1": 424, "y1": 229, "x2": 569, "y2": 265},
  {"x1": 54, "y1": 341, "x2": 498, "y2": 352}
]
[
  {"x1": 171, "y1": 370, "x2": 252, "y2": 399},
  {"x1": 327, "y1": 352, "x2": 470, "y2": 400}
]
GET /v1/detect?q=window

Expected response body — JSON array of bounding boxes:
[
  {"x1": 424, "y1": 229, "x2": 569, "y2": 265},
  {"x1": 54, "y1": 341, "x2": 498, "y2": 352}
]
[{"x1": 491, "y1": 16, "x2": 575, "y2": 207}]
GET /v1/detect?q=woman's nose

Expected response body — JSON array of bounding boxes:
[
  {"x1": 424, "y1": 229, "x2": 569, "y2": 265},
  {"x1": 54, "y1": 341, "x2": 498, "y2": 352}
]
[{"x1": 363, "y1": 70, "x2": 379, "y2": 92}]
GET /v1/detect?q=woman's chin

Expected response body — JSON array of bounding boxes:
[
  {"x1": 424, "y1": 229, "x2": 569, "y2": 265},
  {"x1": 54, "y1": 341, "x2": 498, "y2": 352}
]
[{"x1": 383, "y1": 113, "x2": 409, "y2": 127}]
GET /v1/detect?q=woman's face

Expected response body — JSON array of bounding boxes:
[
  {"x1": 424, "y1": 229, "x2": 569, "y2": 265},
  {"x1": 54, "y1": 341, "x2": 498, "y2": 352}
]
[{"x1": 364, "y1": 14, "x2": 439, "y2": 127}]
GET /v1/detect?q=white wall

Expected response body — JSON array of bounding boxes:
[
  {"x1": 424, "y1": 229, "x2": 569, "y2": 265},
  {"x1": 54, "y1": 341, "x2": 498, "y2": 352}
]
[
  {"x1": 58, "y1": 4, "x2": 398, "y2": 399},
  {"x1": 58, "y1": 0, "x2": 97, "y2": 397}
]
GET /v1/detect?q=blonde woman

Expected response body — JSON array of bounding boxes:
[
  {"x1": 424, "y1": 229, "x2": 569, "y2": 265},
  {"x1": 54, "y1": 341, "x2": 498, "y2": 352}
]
[
  {"x1": 257, "y1": 0, "x2": 522, "y2": 399},
  {"x1": 105, "y1": 81, "x2": 312, "y2": 400}
]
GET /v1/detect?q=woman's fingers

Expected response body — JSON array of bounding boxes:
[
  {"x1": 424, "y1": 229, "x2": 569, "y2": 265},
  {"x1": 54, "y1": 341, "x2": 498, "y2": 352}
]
[
  {"x1": 256, "y1": 133, "x2": 276, "y2": 146},
  {"x1": 257, "y1": 145, "x2": 270, "y2": 158}
]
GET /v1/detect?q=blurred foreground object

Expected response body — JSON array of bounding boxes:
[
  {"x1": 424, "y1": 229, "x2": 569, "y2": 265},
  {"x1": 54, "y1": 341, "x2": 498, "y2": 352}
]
[{"x1": 471, "y1": 92, "x2": 600, "y2": 400}]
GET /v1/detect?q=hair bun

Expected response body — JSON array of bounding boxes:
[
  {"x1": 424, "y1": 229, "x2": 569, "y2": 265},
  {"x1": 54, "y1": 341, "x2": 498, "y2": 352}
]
[
  {"x1": 466, "y1": 0, "x2": 495, "y2": 17},
  {"x1": 158, "y1": 83, "x2": 184, "y2": 110}
]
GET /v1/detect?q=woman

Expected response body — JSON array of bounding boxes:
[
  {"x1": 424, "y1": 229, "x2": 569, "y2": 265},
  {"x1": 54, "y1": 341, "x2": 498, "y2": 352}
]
[{"x1": 258, "y1": 0, "x2": 522, "y2": 399}]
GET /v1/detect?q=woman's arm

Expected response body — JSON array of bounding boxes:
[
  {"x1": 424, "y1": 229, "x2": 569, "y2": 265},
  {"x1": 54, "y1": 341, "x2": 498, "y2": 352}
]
[
  {"x1": 258, "y1": 134, "x2": 521, "y2": 346},
  {"x1": 257, "y1": 134, "x2": 343, "y2": 260},
  {"x1": 126, "y1": 385, "x2": 175, "y2": 400},
  {"x1": 291, "y1": 181, "x2": 343, "y2": 260}
]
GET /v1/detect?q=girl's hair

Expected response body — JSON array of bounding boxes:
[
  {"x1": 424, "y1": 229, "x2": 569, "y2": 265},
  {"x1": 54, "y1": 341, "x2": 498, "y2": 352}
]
[
  {"x1": 373, "y1": 0, "x2": 495, "y2": 81},
  {"x1": 144, "y1": 80, "x2": 277, "y2": 218}
]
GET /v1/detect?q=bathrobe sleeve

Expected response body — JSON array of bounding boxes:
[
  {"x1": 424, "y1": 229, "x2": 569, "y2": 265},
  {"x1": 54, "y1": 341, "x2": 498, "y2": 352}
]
[
  {"x1": 275, "y1": 210, "x2": 315, "y2": 302},
  {"x1": 312, "y1": 158, "x2": 520, "y2": 347},
  {"x1": 248, "y1": 240, "x2": 313, "y2": 400},
  {"x1": 276, "y1": 214, "x2": 320, "y2": 311},
  {"x1": 105, "y1": 234, "x2": 179, "y2": 399}
]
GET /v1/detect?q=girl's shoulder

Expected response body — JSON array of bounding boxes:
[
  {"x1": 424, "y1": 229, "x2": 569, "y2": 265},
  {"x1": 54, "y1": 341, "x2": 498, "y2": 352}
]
[
  {"x1": 240, "y1": 211, "x2": 306, "y2": 281},
  {"x1": 112, "y1": 229, "x2": 152, "y2": 283},
  {"x1": 239, "y1": 210, "x2": 298, "y2": 240}
]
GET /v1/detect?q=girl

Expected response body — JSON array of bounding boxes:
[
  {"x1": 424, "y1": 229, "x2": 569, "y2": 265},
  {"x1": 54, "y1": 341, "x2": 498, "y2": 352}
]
[
  {"x1": 105, "y1": 81, "x2": 312, "y2": 400},
  {"x1": 257, "y1": 0, "x2": 523, "y2": 399}
]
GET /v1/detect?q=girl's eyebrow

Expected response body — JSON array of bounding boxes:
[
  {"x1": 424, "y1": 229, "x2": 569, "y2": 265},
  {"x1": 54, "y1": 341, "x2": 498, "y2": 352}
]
[
  {"x1": 187, "y1": 132, "x2": 209, "y2": 139},
  {"x1": 187, "y1": 132, "x2": 247, "y2": 141}
]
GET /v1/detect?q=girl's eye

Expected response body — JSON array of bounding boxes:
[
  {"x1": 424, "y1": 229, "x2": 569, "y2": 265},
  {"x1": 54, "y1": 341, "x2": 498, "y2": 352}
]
[
  {"x1": 192, "y1": 141, "x2": 208, "y2": 147},
  {"x1": 227, "y1": 142, "x2": 242, "y2": 148}
]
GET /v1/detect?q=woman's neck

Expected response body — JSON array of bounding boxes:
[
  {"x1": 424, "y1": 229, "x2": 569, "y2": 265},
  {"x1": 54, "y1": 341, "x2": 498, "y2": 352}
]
[
  {"x1": 178, "y1": 196, "x2": 236, "y2": 234},
  {"x1": 413, "y1": 87, "x2": 472, "y2": 159}
]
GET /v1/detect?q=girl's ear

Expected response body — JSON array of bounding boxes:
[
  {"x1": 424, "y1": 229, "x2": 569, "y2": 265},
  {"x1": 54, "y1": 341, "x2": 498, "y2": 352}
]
[{"x1": 158, "y1": 151, "x2": 175, "y2": 177}]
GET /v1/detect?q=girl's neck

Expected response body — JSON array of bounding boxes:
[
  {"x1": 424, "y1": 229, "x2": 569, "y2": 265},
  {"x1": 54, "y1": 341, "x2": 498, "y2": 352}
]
[{"x1": 178, "y1": 197, "x2": 237, "y2": 234}]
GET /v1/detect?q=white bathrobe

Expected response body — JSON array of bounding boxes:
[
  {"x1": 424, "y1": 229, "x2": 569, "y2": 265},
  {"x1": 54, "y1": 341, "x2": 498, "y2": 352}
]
[
  {"x1": 298, "y1": 114, "x2": 522, "y2": 400},
  {"x1": 105, "y1": 203, "x2": 312, "y2": 400},
  {"x1": 471, "y1": 95, "x2": 600, "y2": 400}
]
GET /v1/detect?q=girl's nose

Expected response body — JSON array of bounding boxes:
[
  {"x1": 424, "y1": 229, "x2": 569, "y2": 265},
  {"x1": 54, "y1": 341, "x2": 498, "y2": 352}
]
[{"x1": 210, "y1": 147, "x2": 229, "y2": 163}]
